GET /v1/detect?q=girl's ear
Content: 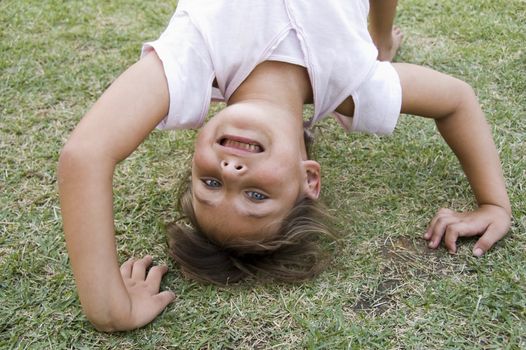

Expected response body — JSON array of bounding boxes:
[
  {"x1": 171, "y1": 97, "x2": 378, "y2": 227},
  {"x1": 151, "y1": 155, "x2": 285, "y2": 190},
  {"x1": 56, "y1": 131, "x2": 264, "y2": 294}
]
[{"x1": 302, "y1": 160, "x2": 321, "y2": 200}]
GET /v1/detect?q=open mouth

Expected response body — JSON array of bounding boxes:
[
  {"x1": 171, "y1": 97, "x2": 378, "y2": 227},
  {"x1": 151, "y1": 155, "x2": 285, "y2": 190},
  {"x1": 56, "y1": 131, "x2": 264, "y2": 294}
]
[{"x1": 219, "y1": 136, "x2": 264, "y2": 153}]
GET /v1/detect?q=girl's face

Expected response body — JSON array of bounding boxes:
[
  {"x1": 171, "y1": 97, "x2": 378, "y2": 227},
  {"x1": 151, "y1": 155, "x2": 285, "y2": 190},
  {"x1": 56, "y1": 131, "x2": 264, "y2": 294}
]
[{"x1": 191, "y1": 102, "x2": 320, "y2": 242}]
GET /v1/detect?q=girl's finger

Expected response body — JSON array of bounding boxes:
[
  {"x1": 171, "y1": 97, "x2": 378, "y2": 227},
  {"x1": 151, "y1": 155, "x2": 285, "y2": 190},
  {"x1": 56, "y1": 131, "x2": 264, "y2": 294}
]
[
  {"x1": 428, "y1": 214, "x2": 458, "y2": 249},
  {"x1": 473, "y1": 224, "x2": 506, "y2": 257},
  {"x1": 443, "y1": 223, "x2": 465, "y2": 254},
  {"x1": 443, "y1": 221, "x2": 480, "y2": 253},
  {"x1": 145, "y1": 265, "x2": 169, "y2": 290},
  {"x1": 424, "y1": 208, "x2": 455, "y2": 239},
  {"x1": 120, "y1": 258, "x2": 135, "y2": 278},
  {"x1": 154, "y1": 290, "x2": 176, "y2": 308},
  {"x1": 131, "y1": 255, "x2": 153, "y2": 280}
]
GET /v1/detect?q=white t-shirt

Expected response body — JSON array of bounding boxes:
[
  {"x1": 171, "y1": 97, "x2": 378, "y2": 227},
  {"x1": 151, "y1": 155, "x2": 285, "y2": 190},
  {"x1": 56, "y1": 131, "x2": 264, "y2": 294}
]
[{"x1": 141, "y1": 0, "x2": 401, "y2": 135}]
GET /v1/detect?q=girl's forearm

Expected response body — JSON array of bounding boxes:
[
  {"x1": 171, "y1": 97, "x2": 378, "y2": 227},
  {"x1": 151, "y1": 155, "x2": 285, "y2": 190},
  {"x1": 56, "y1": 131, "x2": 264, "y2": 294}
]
[
  {"x1": 434, "y1": 84, "x2": 511, "y2": 215},
  {"x1": 393, "y1": 63, "x2": 511, "y2": 215},
  {"x1": 59, "y1": 148, "x2": 130, "y2": 331}
]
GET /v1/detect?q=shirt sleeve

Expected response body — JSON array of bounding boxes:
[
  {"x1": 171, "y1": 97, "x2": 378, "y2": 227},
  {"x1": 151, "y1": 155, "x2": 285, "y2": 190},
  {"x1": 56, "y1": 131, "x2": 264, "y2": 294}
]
[
  {"x1": 141, "y1": 12, "x2": 214, "y2": 130},
  {"x1": 333, "y1": 61, "x2": 402, "y2": 135}
]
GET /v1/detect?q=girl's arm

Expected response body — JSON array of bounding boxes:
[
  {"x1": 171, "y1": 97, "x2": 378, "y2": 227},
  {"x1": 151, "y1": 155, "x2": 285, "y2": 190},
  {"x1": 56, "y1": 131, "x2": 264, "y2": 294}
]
[
  {"x1": 392, "y1": 63, "x2": 511, "y2": 256},
  {"x1": 59, "y1": 52, "x2": 175, "y2": 331}
]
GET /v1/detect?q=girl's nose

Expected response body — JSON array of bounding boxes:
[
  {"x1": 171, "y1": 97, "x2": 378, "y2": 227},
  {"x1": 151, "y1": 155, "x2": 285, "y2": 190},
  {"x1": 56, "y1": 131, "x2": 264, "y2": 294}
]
[{"x1": 220, "y1": 159, "x2": 247, "y2": 175}]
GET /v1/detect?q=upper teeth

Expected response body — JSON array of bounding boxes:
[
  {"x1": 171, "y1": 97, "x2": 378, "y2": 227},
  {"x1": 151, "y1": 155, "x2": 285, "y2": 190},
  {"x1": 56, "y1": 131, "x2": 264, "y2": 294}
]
[{"x1": 224, "y1": 139, "x2": 262, "y2": 152}]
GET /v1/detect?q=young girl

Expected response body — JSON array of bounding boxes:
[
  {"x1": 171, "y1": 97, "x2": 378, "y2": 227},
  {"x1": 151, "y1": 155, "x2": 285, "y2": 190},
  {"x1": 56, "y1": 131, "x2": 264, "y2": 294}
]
[{"x1": 59, "y1": 0, "x2": 511, "y2": 332}]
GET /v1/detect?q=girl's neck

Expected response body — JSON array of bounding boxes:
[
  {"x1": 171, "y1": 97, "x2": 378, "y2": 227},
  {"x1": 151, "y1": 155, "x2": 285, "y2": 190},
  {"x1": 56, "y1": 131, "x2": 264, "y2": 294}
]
[{"x1": 228, "y1": 61, "x2": 313, "y2": 118}]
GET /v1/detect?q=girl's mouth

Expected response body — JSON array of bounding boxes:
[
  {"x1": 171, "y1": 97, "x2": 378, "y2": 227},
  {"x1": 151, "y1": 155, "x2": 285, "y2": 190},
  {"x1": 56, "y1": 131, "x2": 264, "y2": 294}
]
[{"x1": 219, "y1": 136, "x2": 264, "y2": 153}]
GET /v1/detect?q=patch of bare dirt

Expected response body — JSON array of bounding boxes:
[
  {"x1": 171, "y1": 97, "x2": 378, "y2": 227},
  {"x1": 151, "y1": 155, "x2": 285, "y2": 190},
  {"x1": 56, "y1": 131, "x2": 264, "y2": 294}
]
[{"x1": 352, "y1": 236, "x2": 464, "y2": 315}]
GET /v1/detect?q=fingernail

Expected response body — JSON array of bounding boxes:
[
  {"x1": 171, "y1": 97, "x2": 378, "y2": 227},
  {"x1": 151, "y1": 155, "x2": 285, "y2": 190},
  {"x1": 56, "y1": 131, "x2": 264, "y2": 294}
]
[{"x1": 473, "y1": 248, "x2": 484, "y2": 257}]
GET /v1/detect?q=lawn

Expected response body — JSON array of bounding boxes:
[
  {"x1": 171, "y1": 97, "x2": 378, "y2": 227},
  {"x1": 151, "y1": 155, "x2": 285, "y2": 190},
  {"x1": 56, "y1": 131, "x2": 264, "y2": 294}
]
[{"x1": 1, "y1": 0, "x2": 525, "y2": 349}]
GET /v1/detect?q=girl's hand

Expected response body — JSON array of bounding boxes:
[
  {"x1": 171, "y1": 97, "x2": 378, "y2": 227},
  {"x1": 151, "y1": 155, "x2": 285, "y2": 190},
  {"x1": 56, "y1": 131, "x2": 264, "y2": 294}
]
[
  {"x1": 118, "y1": 256, "x2": 176, "y2": 330},
  {"x1": 424, "y1": 205, "x2": 511, "y2": 256}
]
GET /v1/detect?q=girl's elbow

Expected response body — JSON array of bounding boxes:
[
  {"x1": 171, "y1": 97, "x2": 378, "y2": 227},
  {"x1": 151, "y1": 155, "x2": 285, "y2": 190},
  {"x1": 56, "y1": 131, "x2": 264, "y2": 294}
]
[
  {"x1": 57, "y1": 141, "x2": 91, "y2": 186},
  {"x1": 452, "y1": 79, "x2": 478, "y2": 112},
  {"x1": 58, "y1": 143, "x2": 81, "y2": 182},
  {"x1": 58, "y1": 139, "x2": 114, "y2": 182},
  {"x1": 437, "y1": 79, "x2": 480, "y2": 122}
]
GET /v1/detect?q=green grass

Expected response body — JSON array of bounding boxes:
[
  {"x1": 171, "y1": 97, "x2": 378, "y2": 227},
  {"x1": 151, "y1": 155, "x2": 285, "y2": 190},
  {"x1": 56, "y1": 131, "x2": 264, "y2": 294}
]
[{"x1": 1, "y1": 0, "x2": 525, "y2": 348}]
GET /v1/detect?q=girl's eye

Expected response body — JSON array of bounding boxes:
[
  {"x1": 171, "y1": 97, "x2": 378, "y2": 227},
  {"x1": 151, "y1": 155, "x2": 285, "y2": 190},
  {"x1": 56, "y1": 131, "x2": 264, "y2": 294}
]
[
  {"x1": 246, "y1": 191, "x2": 268, "y2": 201},
  {"x1": 202, "y1": 178, "x2": 222, "y2": 188}
]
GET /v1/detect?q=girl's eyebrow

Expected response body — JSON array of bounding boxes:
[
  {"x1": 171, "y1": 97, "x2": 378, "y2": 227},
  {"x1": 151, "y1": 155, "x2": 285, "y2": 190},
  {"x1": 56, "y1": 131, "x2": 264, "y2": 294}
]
[
  {"x1": 241, "y1": 209, "x2": 272, "y2": 219},
  {"x1": 193, "y1": 192, "x2": 272, "y2": 219},
  {"x1": 193, "y1": 191, "x2": 215, "y2": 207}
]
